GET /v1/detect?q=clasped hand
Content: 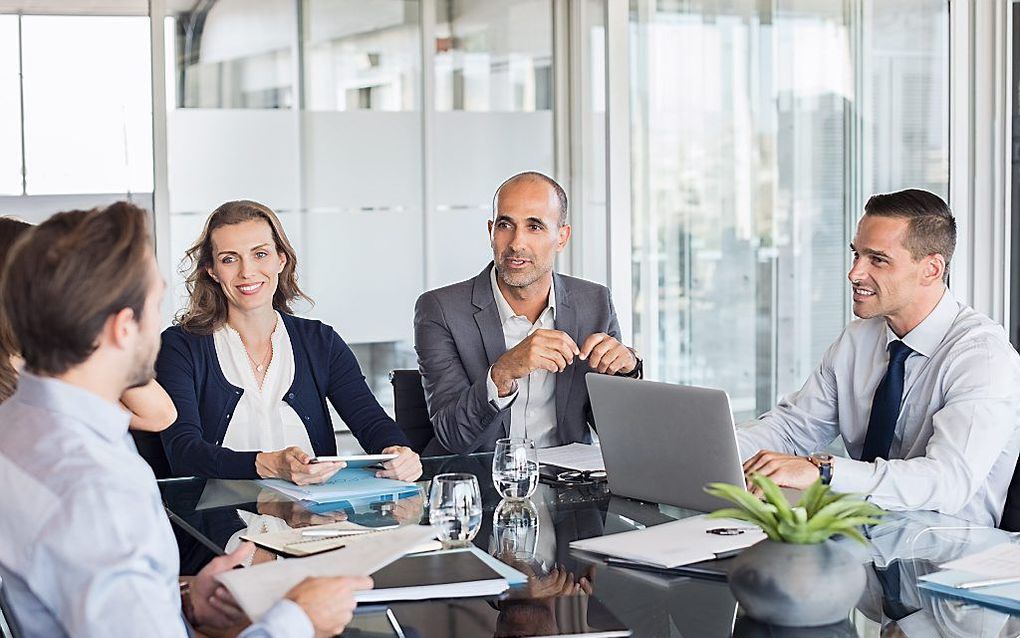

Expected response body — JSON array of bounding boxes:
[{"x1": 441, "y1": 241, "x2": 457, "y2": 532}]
[{"x1": 491, "y1": 329, "x2": 636, "y2": 396}]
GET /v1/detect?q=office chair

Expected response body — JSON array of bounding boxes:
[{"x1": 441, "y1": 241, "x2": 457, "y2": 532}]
[
  {"x1": 131, "y1": 430, "x2": 173, "y2": 480},
  {"x1": 1000, "y1": 458, "x2": 1020, "y2": 532},
  {"x1": 0, "y1": 581, "x2": 22, "y2": 638},
  {"x1": 389, "y1": 369, "x2": 440, "y2": 454}
]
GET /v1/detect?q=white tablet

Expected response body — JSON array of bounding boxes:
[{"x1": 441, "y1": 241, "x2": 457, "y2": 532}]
[{"x1": 309, "y1": 453, "x2": 399, "y2": 468}]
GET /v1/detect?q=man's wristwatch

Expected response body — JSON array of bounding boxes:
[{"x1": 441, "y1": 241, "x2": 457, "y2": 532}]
[{"x1": 808, "y1": 453, "x2": 834, "y2": 486}]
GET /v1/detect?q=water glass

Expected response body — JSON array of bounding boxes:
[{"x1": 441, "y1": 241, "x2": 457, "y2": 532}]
[
  {"x1": 428, "y1": 473, "x2": 482, "y2": 548},
  {"x1": 492, "y1": 437, "x2": 539, "y2": 500},
  {"x1": 490, "y1": 498, "x2": 540, "y2": 565}
]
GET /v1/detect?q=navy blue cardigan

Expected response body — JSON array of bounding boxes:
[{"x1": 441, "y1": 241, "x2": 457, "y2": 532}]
[{"x1": 156, "y1": 313, "x2": 410, "y2": 479}]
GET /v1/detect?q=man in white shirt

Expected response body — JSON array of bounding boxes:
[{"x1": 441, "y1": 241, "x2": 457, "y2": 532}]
[
  {"x1": 0, "y1": 202, "x2": 371, "y2": 637},
  {"x1": 738, "y1": 189, "x2": 1020, "y2": 527},
  {"x1": 415, "y1": 172, "x2": 641, "y2": 453}
]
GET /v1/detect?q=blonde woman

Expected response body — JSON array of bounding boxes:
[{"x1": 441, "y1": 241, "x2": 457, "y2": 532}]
[{"x1": 157, "y1": 200, "x2": 421, "y2": 484}]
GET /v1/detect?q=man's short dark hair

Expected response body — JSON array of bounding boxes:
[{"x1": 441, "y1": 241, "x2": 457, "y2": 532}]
[
  {"x1": 492, "y1": 171, "x2": 568, "y2": 226},
  {"x1": 864, "y1": 188, "x2": 956, "y2": 283},
  {"x1": 1, "y1": 202, "x2": 152, "y2": 375}
]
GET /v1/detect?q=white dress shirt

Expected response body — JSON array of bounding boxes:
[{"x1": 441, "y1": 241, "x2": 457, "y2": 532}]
[
  {"x1": 0, "y1": 373, "x2": 312, "y2": 638},
  {"x1": 737, "y1": 289, "x2": 1020, "y2": 527},
  {"x1": 485, "y1": 267, "x2": 559, "y2": 447},
  {"x1": 216, "y1": 312, "x2": 314, "y2": 455}
]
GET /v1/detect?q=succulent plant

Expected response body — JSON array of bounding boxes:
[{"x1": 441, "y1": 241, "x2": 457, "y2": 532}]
[{"x1": 704, "y1": 474, "x2": 884, "y2": 545}]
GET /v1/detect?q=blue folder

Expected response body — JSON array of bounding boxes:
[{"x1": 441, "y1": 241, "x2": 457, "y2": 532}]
[
  {"x1": 918, "y1": 570, "x2": 1020, "y2": 614},
  {"x1": 258, "y1": 468, "x2": 421, "y2": 505}
]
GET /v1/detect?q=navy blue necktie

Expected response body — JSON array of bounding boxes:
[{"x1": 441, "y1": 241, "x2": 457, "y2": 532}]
[{"x1": 861, "y1": 340, "x2": 914, "y2": 463}]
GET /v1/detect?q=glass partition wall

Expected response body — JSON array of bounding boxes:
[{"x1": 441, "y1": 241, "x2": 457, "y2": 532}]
[
  {"x1": 160, "y1": 0, "x2": 558, "y2": 436},
  {"x1": 629, "y1": 0, "x2": 949, "y2": 420}
]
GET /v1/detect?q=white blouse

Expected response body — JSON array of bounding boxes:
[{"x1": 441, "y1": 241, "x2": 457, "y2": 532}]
[{"x1": 215, "y1": 312, "x2": 314, "y2": 455}]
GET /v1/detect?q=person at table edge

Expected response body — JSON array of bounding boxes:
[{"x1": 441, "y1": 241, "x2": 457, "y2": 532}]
[{"x1": 738, "y1": 189, "x2": 1020, "y2": 527}]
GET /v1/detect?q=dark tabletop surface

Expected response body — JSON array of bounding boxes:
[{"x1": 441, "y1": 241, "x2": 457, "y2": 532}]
[{"x1": 158, "y1": 452, "x2": 1020, "y2": 637}]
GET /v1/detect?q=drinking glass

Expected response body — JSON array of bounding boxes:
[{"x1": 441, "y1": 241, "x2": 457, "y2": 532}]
[
  {"x1": 428, "y1": 473, "x2": 482, "y2": 548},
  {"x1": 490, "y1": 498, "x2": 540, "y2": 565},
  {"x1": 492, "y1": 437, "x2": 539, "y2": 500}
]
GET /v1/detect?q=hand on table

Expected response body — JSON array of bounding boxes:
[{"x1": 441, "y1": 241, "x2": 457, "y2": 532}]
[
  {"x1": 579, "y1": 333, "x2": 637, "y2": 375},
  {"x1": 377, "y1": 445, "x2": 422, "y2": 481},
  {"x1": 742, "y1": 450, "x2": 818, "y2": 495},
  {"x1": 255, "y1": 446, "x2": 345, "y2": 486},
  {"x1": 285, "y1": 575, "x2": 374, "y2": 638}
]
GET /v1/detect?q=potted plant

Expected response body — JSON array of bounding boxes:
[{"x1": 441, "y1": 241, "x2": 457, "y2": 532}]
[{"x1": 704, "y1": 474, "x2": 884, "y2": 628}]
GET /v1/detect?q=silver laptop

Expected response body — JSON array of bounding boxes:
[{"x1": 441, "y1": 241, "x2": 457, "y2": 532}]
[{"x1": 586, "y1": 374, "x2": 746, "y2": 512}]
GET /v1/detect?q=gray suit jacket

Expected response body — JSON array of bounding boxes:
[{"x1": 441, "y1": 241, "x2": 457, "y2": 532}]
[{"x1": 413, "y1": 263, "x2": 625, "y2": 454}]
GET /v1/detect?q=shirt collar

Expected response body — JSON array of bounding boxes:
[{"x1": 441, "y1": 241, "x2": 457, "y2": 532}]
[
  {"x1": 14, "y1": 372, "x2": 131, "y2": 442},
  {"x1": 490, "y1": 264, "x2": 557, "y2": 326},
  {"x1": 885, "y1": 288, "x2": 959, "y2": 358}
]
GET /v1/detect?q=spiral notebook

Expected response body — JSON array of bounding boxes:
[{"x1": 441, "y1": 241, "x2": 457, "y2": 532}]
[{"x1": 241, "y1": 521, "x2": 442, "y2": 558}]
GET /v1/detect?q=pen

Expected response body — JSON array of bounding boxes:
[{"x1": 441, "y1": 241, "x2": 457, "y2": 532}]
[
  {"x1": 956, "y1": 575, "x2": 1020, "y2": 590},
  {"x1": 300, "y1": 529, "x2": 348, "y2": 538}
]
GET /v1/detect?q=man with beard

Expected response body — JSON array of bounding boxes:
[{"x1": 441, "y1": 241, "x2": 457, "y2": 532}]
[
  {"x1": 414, "y1": 172, "x2": 641, "y2": 454},
  {"x1": 0, "y1": 203, "x2": 372, "y2": 637},
  {"x1": 738, "y1": 189, "x2": 1020, "y2": 527}
]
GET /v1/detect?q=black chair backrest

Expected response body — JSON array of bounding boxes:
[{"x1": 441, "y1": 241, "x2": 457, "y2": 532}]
[
  {"x1": 1000, "y1": 458, "x2": 1020, "y2": 532},
  {"x1": 389, "y1": 369, "x2": 437, "y2": 454},
  {"x1": 131, "y1": 430, "x2": 173, "y2": 480},
  {"x1": 0, "y1": 579, "x2": 23, "y2": 638}
]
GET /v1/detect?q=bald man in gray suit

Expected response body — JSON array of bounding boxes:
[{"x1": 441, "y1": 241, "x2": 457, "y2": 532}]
[{"x1": 414, "y1": 172, "x2": 641, "y2": 455}]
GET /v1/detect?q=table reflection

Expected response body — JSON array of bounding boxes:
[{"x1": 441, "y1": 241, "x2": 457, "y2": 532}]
[{"x1": 157, "y1": 453, "x2": 1020, "y2": 637}]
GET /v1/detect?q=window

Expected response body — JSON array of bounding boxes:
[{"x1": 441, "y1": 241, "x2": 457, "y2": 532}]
[
  {"x1": 20, "y1": 15, "x2": 153, "y2": 195},
  {"x1": 0, "y1": 16, "x2": 20, "y2": 195},
  {"x1": 629, "y1": 0, "x2": 949, "y2": 420}
]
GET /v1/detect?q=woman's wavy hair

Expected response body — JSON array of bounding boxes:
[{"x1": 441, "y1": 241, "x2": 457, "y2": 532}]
[
  {"x1": 0, "y1": 216, "x2": 32, "y2": 402},
  {"x1": 176, "y1": 200, "x2": 311, "y2": 335}
]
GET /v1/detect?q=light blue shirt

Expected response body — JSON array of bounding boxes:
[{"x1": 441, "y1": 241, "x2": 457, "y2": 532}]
[
  {"x1": 0, "y1": 373, "x2": 312, "y2": 638},
  {"x1": 737, "y1": 290, "x2": 1020, "y2": 526}
]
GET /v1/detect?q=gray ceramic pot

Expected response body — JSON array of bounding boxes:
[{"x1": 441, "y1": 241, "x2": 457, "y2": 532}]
[{"x1": 728, "y1": 539, "x2": 865, "y2": 627}]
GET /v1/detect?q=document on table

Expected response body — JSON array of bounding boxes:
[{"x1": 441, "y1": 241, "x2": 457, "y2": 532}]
[
  {"x1": 938, "y1": 542, "x2": 1020, "y2": 579},
  {"x1": 241, "y1": 521, "x2": 442, "y2": 557},
  {"x1": 537, "y1": 443, "x2": 606, "y2": 472},
  {"x1": 257, "y1": 468, "x2": 419, "y2": 504},
  {"x1": 570, "y1": 514, "x2": 766, "y2": 569},
  {"x1": 216, "y1": 524, "x2": 438, "y2": 620}
]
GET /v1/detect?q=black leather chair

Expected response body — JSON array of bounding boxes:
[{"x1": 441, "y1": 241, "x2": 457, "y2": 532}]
[
  {"x1": 131, "y1": 430, "x2": 173, "y2": 480},
  {"x1": 1000, "y1": 458, "x2": 1020, "y2": 532},
  {"x1": 389, "y1": 369, "x2": 444, "y2": 455},
  {"x1": 0, "y1": 581, "x2": 23, "y2": 638}
]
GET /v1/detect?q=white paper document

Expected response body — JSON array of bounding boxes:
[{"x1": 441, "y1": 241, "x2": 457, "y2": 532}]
[
  {"x1": 216, "y1": 524, "x2": 438, "y2": 620},
  {"x1": 538, "y1": 443, "x2": 606, "y2": 472},
  {"x1": 939, "y1": 542, "x2": 1020, "y2": 579},
  {"x1": 570, "y1": 514, "x2": 766, "y2": 569}
]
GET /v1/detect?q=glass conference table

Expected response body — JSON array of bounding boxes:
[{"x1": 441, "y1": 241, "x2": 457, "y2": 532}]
[{"x1": 159, "y1": 452, "x2": 1020, "y2": 638}]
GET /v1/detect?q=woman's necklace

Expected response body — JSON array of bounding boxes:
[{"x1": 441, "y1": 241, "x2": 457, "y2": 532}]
[{"x1": 229, "y1": 316, "x2": 277, "y2": 383}]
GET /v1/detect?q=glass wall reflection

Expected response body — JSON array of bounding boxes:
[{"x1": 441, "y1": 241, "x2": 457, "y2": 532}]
[{"x1": 629, "y1": 0, "x2": 949, "y2": 419}]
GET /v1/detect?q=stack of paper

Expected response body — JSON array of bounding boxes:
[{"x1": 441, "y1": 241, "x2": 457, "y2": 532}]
[
  {"x1": 570, "y1": 514, "x2": 766, "y2": 568},
  {"x1": 241, "y1": 521, "x2": 442, "y2": 557},
  {"x1": 216, "y1": 524, "x2": 438, "y2": 620},
  {"x1": 258, "y1": 468, "x2": 420, "y2": 504},
  {"x1": 537, "y1": 443, "x2": 606, "y2": 472},
  {"x1": 918, "y1": 542, "x2": 1020, "y2": 613}
]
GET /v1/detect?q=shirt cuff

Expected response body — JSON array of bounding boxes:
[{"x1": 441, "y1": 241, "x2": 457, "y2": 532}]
[
  {"x1": 829, "y1": 456, "x2": 877, "y2": 494},
  {"x1": 240, "y1": 599, "x2": 314, "y2": 638},
  {"x1": 486, "y1": 366, "x2": 518, "y2": 409}
]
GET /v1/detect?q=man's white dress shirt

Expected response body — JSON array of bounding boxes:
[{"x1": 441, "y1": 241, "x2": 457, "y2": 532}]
[
  {"x1": 0, "y1": 373, "x2": 313, "y2": 637},
  {"x1": 216, "y1": 312, "x2": 314, "y2": 455},
  {"x1": 485, "y1": 267, "x2": 559, "y2": 447},
  {"x1": 737, "y1": 289, "x2": 1020, "y2": 527}
]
